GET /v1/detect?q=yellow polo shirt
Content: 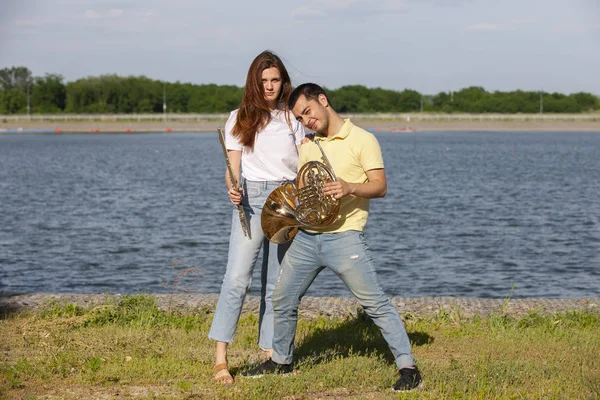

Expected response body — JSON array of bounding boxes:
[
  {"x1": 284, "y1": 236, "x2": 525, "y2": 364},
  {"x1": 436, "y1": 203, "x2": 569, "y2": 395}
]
[{"x1": 298, "y1": 119, "x2": 384, "y2": 233}]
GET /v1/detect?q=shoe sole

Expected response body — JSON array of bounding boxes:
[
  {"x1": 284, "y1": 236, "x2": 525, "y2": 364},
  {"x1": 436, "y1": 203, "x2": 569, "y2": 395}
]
[
  {"x1": 241, "y1": 374, "x2": 264, "y2": 379},
  {"x1": 241, "y1": 372, "x2": 292, "y2": 379},
  {"x1": 392, "y1": 380, "x2": 423, "y2": 392}
]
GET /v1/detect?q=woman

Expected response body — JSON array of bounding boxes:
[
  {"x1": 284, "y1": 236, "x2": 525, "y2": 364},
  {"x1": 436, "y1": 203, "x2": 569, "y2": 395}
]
[{"x1": 208, "y1": 50, "x2": 305, "y2": 384}]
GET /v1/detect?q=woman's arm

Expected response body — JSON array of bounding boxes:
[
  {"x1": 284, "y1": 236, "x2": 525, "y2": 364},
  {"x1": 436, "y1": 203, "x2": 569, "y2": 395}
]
[{"x1": 225, "y1": 150, "x2": 243, "y2": 204}]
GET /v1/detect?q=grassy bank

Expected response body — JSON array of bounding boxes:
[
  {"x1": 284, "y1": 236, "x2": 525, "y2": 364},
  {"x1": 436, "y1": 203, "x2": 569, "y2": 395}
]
[{"x1": 1, "y1": 295, "x2": 599, "y2": 399}]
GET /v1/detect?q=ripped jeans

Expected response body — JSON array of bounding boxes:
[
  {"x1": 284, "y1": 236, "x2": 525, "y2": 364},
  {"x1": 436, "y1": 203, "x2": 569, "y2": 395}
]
[
  {"x1": 270, "y1": 229, "x2": 416, "y2": 370},
  {"x1": 208, "y1": 179, "x2": 289, "y2": 350}
]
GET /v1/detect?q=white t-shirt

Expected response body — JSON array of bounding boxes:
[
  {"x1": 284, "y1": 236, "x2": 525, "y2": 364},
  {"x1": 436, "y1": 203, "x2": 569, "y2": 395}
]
[{"x1": 225, "y1": 108, "x2": 305, "y2": 181}]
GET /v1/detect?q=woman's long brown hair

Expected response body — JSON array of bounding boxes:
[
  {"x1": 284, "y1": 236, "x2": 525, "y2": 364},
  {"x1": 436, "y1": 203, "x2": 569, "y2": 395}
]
[{"x1": 232, "y1": 50, "x2": 292, "y2": 150}]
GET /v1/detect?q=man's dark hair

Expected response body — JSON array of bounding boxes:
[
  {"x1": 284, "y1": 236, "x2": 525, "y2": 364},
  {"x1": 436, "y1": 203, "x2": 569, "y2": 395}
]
[{"x1": 288, "y1": 83, "x2": 331, "y2": 110}]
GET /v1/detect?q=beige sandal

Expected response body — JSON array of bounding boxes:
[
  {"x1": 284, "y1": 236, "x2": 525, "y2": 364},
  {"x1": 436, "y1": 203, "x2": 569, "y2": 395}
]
[{"x1": 214, "y1": 363, "x2": 234, "y2": 385}]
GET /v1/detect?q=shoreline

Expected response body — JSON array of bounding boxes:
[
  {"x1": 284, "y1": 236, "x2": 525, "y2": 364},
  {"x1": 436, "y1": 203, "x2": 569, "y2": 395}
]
[
  {"x1": 1, "y1": 293, "x2": 598, "y2": 318},
  {"x1": 2, "y1": 119, "x2": 600, "y2": 133}
]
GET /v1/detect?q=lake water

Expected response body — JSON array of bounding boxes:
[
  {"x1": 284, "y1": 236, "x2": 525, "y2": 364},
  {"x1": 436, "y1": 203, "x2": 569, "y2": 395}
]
[{"x1": 1, "y1": 131, "x2": 599, "y2": 298}]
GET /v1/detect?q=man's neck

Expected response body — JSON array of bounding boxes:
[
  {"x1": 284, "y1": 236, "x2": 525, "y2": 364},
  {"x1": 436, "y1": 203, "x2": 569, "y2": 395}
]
[{"x1": 324, "y1": 113, "x2": 346, "y2": 138}]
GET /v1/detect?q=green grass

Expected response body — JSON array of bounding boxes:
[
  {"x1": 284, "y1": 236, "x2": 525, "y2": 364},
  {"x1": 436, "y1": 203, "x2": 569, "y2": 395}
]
[{"x1": 1, "y1": 295, "x2": 599, "y2": 399}]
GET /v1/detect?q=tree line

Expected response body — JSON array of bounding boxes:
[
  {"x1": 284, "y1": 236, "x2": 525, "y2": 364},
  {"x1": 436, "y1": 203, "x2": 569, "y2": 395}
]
[{"x1": 1, "y1": 66, "x2": 598, "y2": 115}]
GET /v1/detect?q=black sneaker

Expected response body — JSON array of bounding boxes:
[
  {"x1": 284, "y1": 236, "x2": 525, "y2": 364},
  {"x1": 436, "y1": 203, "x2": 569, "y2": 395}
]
[
  {"x1": 393, "y1": 367, "x2": 422, "y2": 391},
  {"x1": 240, "y1": 359, "x2": 293, "y2": 378}
]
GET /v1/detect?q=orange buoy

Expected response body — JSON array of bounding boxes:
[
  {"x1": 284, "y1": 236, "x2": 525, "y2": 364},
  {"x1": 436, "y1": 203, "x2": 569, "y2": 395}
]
[
  {"x1": 125, "y1": 128, "x2": 131, "y2": 133},
  {"x1": 166, "y1": 128, "x2": 172, "y2": 132},
  {"x1": 95, "y1": 128, "x2": 99, "y2": 133},
  {"x1": 89, "y1": 128, "x2": 93, "y2": 132},
  {"x1": 376, "y1": 127, "x2": 381, "y2": 131},
  {"x1": 55, "y1": 128, "x2": 61, "y2": 133}
]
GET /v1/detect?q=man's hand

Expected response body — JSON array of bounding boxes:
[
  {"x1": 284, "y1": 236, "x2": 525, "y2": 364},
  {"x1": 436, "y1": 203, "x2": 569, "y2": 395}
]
[
  {"x1": 321, "y1": 169, "x2": 387, "y2": 200},
  {"x1": 301, "y1": 134, "x2": 315, "y2": 144},
  {"x1": 322, "y1": 178, "x2": 352, "y2": 199},
  {"x1": 228, "y1": 186, "x2": 243, "y2": 205}
]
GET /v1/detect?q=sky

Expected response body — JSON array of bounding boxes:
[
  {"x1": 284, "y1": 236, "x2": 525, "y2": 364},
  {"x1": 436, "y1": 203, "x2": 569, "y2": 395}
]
[{"x1": 1, "y1": 0, "x2": 599, "y2": 95}]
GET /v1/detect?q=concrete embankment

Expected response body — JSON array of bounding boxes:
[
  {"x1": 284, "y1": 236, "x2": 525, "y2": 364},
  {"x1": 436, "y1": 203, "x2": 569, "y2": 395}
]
[
  {"x1": 2, "y1": 119, "x2": 600, "y2": 133},
  {"x1": 1, "y1": 293, "x2": 598, "y2": 318}
]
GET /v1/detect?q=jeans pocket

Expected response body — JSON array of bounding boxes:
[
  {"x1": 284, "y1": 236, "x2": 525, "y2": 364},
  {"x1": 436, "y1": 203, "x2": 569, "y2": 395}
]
[{"x1": 245, "y1": 185, "x2": 262, "y2": 199}]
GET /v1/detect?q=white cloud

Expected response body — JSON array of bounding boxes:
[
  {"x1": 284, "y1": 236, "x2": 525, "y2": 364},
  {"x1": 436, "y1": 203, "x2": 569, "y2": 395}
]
[
  {"x1": 511, "y1": 18, "x2": 537, "y2": 24},
  {"x1": 292, "y1": 0, "x2": 406, "y2": 20},
  {"x1": 14, "y1": 18, "x2": 41, "y2": 26},
  {"x1": 14, "y1": 16, "x2": 71, "y2": 27},
  {"x1": 467, "y1": 17, "x2": 540, "y2": 32},
  {"x1": 381, "y1": 0, "x2": 407, "y2": 11},
  {"x1": 318, "y1": 0, "x2": 361, "y2": 9},
  {"x1": 466, "y1": 23, "x2": 511, "y2": 31},
  {"x1": 291, "y1": 0, "x2": 357, "y2": 19},
  {"x1": 83, "y1": 8, "x2": 124, "y2": 19},
  {"x1": 108, "y1": 9, "x2": 123, "y2": 17},
  {"x1": 551, "y1": 22, "x2": 600, "y2": 33},
  {"x1": 292, "y1": 7, "x2": 326, "y2": 18},
  {"x1": 83, "y1": 10, "x2": 102, "y2": 19}
]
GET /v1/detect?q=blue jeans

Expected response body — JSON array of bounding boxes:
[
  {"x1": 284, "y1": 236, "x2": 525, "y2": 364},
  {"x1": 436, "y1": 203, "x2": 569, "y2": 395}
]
[
  {"x1": 271, "y1": 230, "x2": 416, "y2": 370},
  {"x1": 209, "y1": 180, "x2": 290, "y2": 350}
]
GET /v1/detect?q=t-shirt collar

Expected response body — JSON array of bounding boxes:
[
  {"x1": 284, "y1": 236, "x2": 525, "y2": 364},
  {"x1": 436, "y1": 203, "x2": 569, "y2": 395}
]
[{"x1": 317, "y1": 119, "x2": 353, "y2": 141}]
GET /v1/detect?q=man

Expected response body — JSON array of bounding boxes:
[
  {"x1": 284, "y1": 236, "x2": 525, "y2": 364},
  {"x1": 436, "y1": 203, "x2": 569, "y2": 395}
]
[{"x1": 242, "y1": 83, "x2": 422, "y2": 391}]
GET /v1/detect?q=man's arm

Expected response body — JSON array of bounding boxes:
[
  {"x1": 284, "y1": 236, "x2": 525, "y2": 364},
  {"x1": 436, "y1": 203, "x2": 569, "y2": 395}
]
[{"x1": 322, "y1": 168, "x2": 387, "y2": 199}]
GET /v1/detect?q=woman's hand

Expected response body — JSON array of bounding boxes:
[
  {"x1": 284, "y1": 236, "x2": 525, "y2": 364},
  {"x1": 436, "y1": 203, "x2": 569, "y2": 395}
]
[
  {"x1": 301, "y1": 134, "x2": 315, "y2": 144},
  {"x1": 228, "y1": 186, "x2": 243, "y2": 205}
]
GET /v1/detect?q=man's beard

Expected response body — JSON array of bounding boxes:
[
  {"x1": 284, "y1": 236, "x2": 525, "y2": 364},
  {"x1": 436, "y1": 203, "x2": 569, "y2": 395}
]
[{"x1": 315, "y1": 119, "x2": 328, "y2": 135}]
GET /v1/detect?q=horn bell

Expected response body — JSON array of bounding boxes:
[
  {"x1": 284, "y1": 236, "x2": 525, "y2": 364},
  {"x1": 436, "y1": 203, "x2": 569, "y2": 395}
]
[
  {"x1": 261, "y1": 183, "x2": 299, "y2": 244},
  {"x1": 261, "y1": 161, "x2": 340, "y2": 244}
]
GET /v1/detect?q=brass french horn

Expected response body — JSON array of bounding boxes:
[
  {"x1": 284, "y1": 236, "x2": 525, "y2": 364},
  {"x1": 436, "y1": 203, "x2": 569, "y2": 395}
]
[{"x1": 261, "y1": 142, "x2": 340, "y2": 243}]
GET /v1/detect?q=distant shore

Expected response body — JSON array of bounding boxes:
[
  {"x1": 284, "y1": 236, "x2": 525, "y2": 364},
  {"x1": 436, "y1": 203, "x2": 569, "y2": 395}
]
[{"x1": 2, "y1": 118, "x2": 600, "y2": 133}]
